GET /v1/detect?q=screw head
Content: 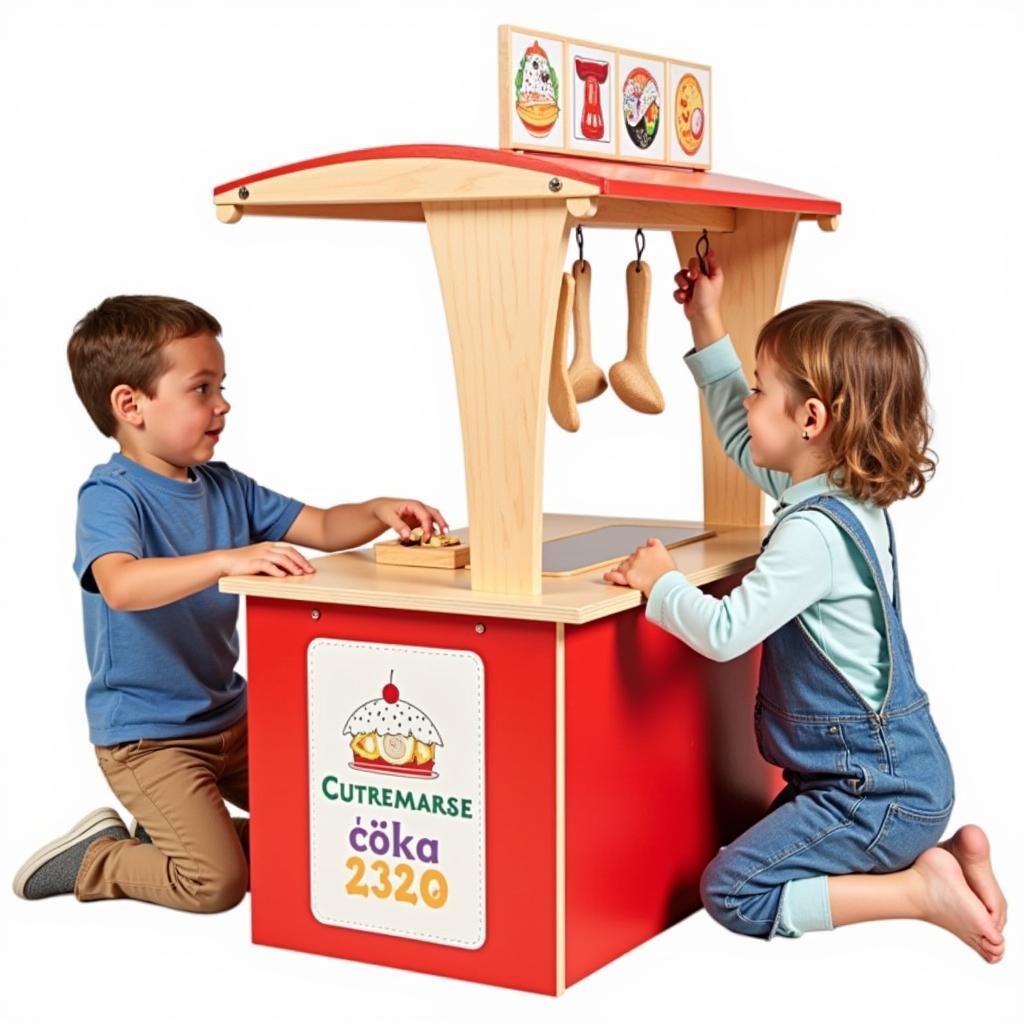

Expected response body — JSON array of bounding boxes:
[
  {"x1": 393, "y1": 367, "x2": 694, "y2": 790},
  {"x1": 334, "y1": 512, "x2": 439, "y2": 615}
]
[
  {"x1": 311, "y1": 609, "x2": 321, "y2": 620},
  {"x1": 238, "y1": 186, "x2": 250, "y2": 200},
  {"x1": 474, "y1": 623, "x2": 485, "y2": 634},
  {"x1": 548, "y1": 177, "x2": 563, "y2": 193}
]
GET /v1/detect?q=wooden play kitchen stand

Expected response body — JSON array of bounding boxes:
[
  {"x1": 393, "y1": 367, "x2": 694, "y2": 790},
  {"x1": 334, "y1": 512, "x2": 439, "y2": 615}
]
[{"x1": 214, "y1": 143, "x2": 840, "y2": 994}]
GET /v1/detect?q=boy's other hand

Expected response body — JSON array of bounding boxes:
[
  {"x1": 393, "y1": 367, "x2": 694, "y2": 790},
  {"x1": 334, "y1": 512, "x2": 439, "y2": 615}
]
[
  {"x1": 673, "y1": 247, "x2": 725, "y2": 343},
  {"x1": 221, "y1": 542, "x2": 315, "y2": 578},
  {"x1": 369, "y1": 497, "x2": 449, "y2": 542},
  {"x1": 603, "y1": 538, "x2": 677, "y2": 597}
]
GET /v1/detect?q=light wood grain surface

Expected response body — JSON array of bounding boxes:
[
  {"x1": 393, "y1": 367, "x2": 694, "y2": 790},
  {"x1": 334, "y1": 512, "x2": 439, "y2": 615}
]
[{"x1": 220, "y1": 512, "x2": 767, "y2": 624}]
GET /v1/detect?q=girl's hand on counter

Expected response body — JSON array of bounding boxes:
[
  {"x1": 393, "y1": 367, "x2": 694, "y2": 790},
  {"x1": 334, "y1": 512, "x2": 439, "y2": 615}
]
[
  {"x1": 603, "y1": 538, "x2": 677, "y2": 597},
  {"x1": 221, "y1": 542, "x2": 315, "y2": 578},
  {"x1": 369, "y1": 497, "x2": 449, "y2": 541}
]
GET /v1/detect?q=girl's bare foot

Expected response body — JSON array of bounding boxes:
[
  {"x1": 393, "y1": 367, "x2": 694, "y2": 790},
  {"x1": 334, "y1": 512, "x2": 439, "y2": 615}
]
[
  {"x1": 939, "y1": 825, "x2": 1007, "y2": 931},
  {"x1": 910, "y1": 846, "x2": 1005, "y2": 963}
]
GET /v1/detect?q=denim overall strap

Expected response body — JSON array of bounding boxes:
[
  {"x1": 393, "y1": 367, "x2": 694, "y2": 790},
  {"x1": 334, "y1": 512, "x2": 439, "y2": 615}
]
[
  {"x1": 759, "y1": 493, "x2": 923, "y2": 714},
  {"x1": 882, "y1": 506, "x2": 901, "y2": 619},
  {"x1": 763, "y1": 495, "x2": 899, "y2": 617}
]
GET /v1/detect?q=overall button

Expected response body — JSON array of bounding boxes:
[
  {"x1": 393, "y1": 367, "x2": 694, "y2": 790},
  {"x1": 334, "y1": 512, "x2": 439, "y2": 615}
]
[{"x1": 828, "y1": 725, "x2": 839, "y2": 734}]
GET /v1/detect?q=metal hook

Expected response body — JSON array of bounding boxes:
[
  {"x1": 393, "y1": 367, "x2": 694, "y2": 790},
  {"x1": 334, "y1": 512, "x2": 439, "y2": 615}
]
[
  {"x1": 634, "y1": 227, "x2": 646, "y2": 272},
  {"x1": 576, "y1": 225, "x2": 585, "y2": 266},
  {"x1": 696, "y1": 228, "x2": 709, "y2": 276}
]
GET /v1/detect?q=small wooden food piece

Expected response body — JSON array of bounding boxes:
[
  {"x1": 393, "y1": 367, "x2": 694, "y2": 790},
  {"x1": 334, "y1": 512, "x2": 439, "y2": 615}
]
[
  {"x1": 609, "y1": 260, "x2": 665, "y2": 414},
  {"x1": 400, "y1": 526, "x2": 461, "y2": 547},
  {"x1": 567, "y1": 258, "x2": 607, "y2": 402},
  {"x1": 374, "y1": 528, "x2": 469, "y2": 570},
  {"x1": 548, "y1": 271, "x2": 580, "y2": 431}
]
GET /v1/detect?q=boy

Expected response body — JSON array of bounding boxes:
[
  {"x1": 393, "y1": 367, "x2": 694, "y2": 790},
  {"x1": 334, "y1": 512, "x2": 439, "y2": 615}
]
[{"x1": 13, "y1": 295, "x2": 448, "y2": 912}]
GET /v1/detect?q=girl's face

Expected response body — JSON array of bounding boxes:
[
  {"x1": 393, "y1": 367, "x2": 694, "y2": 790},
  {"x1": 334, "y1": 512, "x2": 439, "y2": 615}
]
[{"x1": 742, "y1": 350, "x2": 808, "y2": 472}]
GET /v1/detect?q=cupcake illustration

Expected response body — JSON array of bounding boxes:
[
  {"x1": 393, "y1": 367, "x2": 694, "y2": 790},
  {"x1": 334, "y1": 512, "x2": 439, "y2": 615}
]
[{"x1": 343, "y1": 672, "x2": 443, "y2": 779}]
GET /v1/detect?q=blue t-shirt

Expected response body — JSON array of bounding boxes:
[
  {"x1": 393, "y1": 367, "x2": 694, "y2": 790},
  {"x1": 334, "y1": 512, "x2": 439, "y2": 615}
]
[{"x1": 73, "y1": 453, "x2": 304, "y2": 745}]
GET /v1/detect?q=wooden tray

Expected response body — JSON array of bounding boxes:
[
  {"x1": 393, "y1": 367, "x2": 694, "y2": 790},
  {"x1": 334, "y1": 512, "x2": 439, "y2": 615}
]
[{"x1": 374, "y1": 532, "x2": 470, "y2": 570}]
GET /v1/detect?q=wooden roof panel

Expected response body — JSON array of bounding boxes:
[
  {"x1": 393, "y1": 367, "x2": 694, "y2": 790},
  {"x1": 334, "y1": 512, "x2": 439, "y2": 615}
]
[{"x1": 213, "y1": 144, "x2": 840, "y2": 215}]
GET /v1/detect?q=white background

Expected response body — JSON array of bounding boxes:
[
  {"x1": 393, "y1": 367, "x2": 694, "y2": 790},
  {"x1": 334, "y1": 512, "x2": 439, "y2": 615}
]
[{"x1": 1, "y1": 1, "x2": 1020, "y2": 1020}]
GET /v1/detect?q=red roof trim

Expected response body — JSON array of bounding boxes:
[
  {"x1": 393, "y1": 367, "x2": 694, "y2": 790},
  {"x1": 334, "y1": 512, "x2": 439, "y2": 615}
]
[{"x1": 213, "y1": 144, "x2": 840, "y2": 215}]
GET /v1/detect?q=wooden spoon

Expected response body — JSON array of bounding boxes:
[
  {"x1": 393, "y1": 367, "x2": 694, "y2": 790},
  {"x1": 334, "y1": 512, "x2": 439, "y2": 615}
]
[
  {"x1": 548, "y1": 272, "x2": 580, "y2": 432},
  {"x1": 609, "y1": 260, "x2": 664, "y2": 414},
  {"x1": 567, "y1": 259, "x2": 607, "y2": 402}
]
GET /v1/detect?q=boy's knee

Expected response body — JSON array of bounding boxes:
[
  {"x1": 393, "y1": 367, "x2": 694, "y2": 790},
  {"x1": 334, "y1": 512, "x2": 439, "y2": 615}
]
[{"x1": 194, "y1": 865, "x2": 248, "y2": 913}]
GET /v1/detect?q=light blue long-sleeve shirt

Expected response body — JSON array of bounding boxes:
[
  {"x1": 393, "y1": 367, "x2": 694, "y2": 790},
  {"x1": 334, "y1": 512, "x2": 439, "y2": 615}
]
[
  {"x1": 646, "y1": 332, "x2": 900, "y2": 937},
  {"x1": 645, "y1": 333, "x2": 896, "y2": 712}
]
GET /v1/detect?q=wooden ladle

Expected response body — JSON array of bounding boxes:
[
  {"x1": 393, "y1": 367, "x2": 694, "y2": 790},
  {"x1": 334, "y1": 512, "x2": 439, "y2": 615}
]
[
  {"x1": 567, "y1": 259, "x2": 608, "y2": 402},
  {"x1": 609, "y1": 259, "x2": 665, "y2": 414},
  {"x1": 548, "y1": 272, "x2": 580, "y2": 432}
]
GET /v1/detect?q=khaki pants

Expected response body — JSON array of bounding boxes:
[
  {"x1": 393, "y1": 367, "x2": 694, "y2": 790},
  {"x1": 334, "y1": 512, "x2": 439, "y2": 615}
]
[{"x1": 76, "y1": 714, "x2": 250, "y2": 913}]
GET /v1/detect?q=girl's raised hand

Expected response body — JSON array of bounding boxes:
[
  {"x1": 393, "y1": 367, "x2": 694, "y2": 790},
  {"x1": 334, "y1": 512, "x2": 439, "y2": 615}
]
[{"x1": 673, "y1": 247, "x2": 724, "y2": 322}]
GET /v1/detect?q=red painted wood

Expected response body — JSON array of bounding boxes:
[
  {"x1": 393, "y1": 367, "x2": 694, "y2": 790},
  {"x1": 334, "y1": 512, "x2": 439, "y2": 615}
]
[
  {"x1": 245, "y1": 598, "x2": 560, "y2": 994},
  {"x1": 563, "y1": 574, "x2": 782, "y2": 986},
  {"x1": 213, "y1": 143, "x2": 840, "y2": 215}
]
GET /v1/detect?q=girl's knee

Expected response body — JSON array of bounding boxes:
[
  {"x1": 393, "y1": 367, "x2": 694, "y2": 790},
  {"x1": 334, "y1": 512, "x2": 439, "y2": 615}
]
[{"x1": 699, "y1": 854, "x2": 776, "y2": 939}]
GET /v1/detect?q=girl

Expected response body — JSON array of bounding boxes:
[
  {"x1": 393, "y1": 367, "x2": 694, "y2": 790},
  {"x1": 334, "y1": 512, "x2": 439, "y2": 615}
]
[{"x1": 604, "y1": 249, "x2": 1007, "y2": 962}]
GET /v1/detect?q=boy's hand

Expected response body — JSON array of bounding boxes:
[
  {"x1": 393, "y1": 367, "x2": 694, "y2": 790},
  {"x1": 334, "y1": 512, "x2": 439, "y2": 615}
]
[
  {"x1": 603, "y1": 538, "x2": 677, "y2": 597},
  {"x1": 673, "y1": 247, "x2": 726, "y2": 346},
  {"x1": 368, "y1": 497, "x2": 449, "y2": 542},
  {"x1": 221, "y1": 542, "x2": 315, "y2": 578}
]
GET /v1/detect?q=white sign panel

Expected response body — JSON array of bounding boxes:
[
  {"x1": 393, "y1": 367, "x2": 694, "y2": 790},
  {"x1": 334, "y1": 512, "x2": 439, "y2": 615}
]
[{"x1": 308, "y1": 638, "x2": 486, "y2": 949}]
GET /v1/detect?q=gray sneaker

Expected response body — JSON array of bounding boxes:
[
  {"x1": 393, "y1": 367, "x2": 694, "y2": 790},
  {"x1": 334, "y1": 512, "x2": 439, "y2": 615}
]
[
  {"x1": 13, "y1": 808, "x2": 129, "y2": 899},
  {"x1": 127, "y1": 817, "x2": 152, "y2": 844}
]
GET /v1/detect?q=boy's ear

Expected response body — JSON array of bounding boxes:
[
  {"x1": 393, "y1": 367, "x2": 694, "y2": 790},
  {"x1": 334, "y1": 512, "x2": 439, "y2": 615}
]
[{"x1": 110, "y1": 384, "x2": 145, "y2": 429}]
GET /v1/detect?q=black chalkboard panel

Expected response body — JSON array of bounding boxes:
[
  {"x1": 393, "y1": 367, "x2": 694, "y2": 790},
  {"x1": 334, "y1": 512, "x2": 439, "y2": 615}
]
[{"x1": 542, "y1": 524, "x2": 714, "y2": 576}]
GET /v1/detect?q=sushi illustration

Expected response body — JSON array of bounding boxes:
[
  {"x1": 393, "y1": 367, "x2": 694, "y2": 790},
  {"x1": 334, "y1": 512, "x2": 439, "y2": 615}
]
[
  {"x1": 343, "y1": 672, "x2": 443, "y2": 779},
  {"x1": 622, "y1": 67, "x2": 660, "y2": 149},
  {"x1": 515, "y1": 40, "x2": 560, "y2": 137}
]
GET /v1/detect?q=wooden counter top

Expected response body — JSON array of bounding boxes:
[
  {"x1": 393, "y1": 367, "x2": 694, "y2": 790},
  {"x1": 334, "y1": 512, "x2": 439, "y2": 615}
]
[{"x1": 219, "y1": 513, "x2": 767, "y2": 624}]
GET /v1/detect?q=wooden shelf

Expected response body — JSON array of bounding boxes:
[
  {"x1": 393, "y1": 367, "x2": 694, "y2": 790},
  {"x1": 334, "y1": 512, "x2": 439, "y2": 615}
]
[{"x1": 219, "y1": 513, "x2": 767, "y2": 624}]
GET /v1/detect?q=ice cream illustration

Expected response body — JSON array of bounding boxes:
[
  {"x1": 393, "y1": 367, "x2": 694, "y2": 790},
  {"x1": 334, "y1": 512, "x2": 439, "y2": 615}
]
[
  {"x1": 514, "y1": 39, "x2": 560, "y2": 137},
  {"x1": 343, "y1": 672, "x2": 443, "y2": 779}
]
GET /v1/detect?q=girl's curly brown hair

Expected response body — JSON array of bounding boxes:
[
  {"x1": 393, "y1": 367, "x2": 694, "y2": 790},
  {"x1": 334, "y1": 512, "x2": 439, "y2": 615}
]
[{"x1": 755, "y1": 299, "x2": 937, "y2": 508}]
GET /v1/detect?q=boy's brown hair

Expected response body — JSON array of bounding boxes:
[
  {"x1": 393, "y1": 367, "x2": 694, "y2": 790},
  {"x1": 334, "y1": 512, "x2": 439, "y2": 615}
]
[
  {"x1": 67, "y1": 296, "x2": 222, "y2": 437},
  {"x1": 756, "y1": 299, "x2": 937, "y2": 508}
]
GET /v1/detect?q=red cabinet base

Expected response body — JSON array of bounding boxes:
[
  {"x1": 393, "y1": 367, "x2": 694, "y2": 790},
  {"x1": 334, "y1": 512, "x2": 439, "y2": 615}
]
[{"x1": 244, "y1": 572, "x2": 780, "y2": 995}]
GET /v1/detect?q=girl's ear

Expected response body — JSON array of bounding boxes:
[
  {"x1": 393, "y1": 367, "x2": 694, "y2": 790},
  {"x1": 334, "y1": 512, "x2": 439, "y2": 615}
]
[
  {"x1": 110, "y1": 384, "x2": 144, "y2": 430},
  {"x1": 802, "y1": 397, "x2": 829, "y2": 437}
]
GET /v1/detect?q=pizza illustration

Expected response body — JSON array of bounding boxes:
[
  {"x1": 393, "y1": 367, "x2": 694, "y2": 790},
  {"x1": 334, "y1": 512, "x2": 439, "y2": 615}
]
[
  {"x1": 674, "y1": 73, "x2": 705, "y2": 156},
  {"x1": 622, "y1": 67, "x2": 660, "y2": 149},
  {"x1": 514, "y1": 40, "x2": 560, "y2": 137},
  {"x1": 343, "y1": 674, "x2": 443, "y2": 779}
]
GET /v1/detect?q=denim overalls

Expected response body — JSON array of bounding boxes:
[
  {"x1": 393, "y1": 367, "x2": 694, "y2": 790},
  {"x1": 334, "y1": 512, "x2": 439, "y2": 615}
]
[{"x1": 699, "y1": 494, "x2": 956, "y2": 940}]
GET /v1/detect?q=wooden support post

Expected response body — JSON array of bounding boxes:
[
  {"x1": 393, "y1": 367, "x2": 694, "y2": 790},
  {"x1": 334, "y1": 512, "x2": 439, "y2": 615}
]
[
  {"x1": 672, "y1": 210, "x2": 799, "y2": 527},
  {"x1": 425, "y1": 199, "x2": 572, "y2": 595}
]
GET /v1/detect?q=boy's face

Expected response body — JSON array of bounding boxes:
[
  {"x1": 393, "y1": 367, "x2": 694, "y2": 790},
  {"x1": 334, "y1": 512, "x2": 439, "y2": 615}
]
[{"x1": 125, "y1": 331, "x2": 230, "y2": 470}]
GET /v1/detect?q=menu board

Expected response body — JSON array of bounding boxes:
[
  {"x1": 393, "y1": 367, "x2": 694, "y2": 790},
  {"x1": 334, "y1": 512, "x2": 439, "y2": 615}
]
[{"x1": 499, "y1": 24, "x2": 712, "y2": 170}]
